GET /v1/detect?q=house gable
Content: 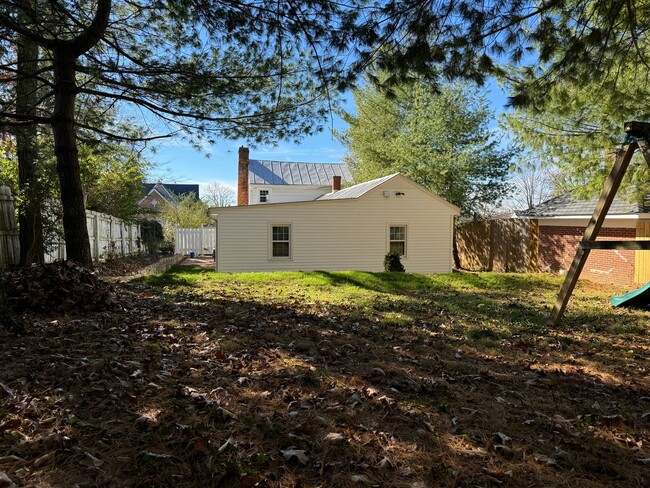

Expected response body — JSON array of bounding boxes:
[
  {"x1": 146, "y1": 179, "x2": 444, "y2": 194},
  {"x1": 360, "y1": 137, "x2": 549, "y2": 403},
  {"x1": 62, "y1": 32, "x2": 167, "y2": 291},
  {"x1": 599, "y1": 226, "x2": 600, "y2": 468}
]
[
  {"x1": 237, "y1": 147, "x2": 352, "y2": 205},
  {"x1": 210, "y1": 173, "x2": 459, "y2": 274}
]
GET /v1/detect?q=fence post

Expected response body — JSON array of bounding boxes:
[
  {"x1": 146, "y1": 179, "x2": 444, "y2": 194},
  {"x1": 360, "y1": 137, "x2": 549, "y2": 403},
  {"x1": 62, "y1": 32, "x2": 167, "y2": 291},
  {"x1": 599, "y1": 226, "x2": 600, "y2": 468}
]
[
  {"x1": 0, "y1": 186, "x2": 19, "y2": 268},
  {"x1": 93, "y1": 212, "x2": 99, "y2": 261}
]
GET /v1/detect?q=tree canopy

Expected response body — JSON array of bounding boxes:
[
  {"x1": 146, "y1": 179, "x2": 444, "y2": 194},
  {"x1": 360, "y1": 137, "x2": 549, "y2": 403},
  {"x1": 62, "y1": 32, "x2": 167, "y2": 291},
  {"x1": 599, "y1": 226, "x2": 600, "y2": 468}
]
[
  {"x1": 0, "y1": 135, "x2": 151, "y2": 228},
  {"x1": 503, "y1": 67, "x2": 650, "y2": 203},
  {"x1": 338, "y1": 78, "x2": 515, "y2": 215},
  {"x1": 3, "y1": 0, "x2": 650, "y2": 265},
  {"x1": 160, "y1": 193, "x2": 211, "y2": 242}
]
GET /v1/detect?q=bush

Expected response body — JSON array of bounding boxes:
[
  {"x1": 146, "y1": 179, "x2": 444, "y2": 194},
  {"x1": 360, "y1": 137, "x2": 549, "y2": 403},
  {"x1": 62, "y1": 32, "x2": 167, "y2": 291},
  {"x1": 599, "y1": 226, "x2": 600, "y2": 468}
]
[
  {"x1": 159, "y1": 241, "x2": 175, "y2": 255},
  {"x1": 139, "y1": 220, "x2": 164, "y2": 254},
  {"x1": 384, "y1": 251, "x2": 405, "y2": 272}
]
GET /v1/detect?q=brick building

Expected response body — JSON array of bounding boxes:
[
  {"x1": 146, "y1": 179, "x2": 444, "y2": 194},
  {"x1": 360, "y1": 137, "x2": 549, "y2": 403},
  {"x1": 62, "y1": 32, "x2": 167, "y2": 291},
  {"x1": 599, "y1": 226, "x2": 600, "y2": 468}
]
[
  {"x1": 520, "y1": 194, "x2": 650, "y2": 285},
  {"x1": 138, "y1": 182, "x2": 200, "y2": 220}
]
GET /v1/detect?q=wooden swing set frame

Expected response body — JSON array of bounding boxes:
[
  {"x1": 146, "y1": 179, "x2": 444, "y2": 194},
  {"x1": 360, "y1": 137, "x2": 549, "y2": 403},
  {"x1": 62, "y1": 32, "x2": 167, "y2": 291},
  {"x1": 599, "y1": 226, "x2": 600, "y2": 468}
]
[{"x1": 548, "y1": 121, "x2": 650, "y2": 326}]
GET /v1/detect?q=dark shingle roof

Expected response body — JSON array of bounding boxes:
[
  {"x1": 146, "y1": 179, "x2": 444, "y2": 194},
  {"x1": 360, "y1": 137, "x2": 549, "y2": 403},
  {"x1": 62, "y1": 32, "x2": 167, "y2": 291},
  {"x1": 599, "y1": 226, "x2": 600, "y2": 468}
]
[
  {"x1": 248, "y1": 160, "x2": 352, "y2": 186},
  {"x1": 143, "y1": 183, "x2": 199, "y2": 200},
  {"x1": 518, "y1": 193, "x2": 649, "y2": 217}
]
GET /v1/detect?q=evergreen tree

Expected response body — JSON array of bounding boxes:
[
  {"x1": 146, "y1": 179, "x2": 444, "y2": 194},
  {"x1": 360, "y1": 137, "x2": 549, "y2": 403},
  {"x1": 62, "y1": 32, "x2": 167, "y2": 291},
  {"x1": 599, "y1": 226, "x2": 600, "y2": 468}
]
[
  {"x1": 3, "y1": 0, "x2": 650, "y2": 265},
  {"x1": 338, "y1": 78, "x2": 515, "y2": 215},
  {"x1": 503, "y1": 71, "x2": 650, "y2": 203}
]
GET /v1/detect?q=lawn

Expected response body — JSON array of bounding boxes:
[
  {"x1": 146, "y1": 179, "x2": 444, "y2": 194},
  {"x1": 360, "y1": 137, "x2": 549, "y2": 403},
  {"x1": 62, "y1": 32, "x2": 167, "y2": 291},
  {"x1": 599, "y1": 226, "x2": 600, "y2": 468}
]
[{"x1": 1, "y1": 267, "x2": 649, "y2": 487}]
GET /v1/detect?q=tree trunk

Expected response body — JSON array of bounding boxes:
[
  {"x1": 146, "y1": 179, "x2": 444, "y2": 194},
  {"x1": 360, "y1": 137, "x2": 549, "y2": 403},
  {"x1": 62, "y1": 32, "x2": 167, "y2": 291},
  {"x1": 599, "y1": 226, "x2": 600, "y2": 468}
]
[
  {"x1": 15, "y1": 0, "x2": 44, "y2": 265},
  {"x1": 52, "y1": 48, "x2": 92, "y2": 267}
]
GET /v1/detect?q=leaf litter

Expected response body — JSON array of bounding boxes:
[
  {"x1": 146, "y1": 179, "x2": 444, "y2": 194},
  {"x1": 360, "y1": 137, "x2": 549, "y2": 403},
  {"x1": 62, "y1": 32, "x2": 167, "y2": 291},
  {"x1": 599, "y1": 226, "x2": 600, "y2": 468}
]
[{"x1": 0, "y1": 267, "x2": 649, "y2": 487}]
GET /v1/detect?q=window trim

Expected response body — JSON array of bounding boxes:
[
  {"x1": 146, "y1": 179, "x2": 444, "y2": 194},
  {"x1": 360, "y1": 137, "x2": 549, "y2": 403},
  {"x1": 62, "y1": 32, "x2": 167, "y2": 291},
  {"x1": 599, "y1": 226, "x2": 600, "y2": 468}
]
[
  {"x1": 269, "y1": 223, "x2": 292, "y2": 260},
  {"x1": 387, "y1": 224, "x2": 408, "y2": 258}
]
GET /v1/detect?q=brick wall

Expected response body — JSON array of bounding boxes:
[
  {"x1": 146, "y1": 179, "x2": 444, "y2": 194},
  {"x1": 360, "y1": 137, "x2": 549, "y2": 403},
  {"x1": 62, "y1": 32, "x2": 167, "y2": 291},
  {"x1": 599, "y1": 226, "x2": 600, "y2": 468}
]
[
  {"x1": 238, "y1": 147, "x2": 249, "y2": 206},
  {"x1": 539, "y1": 225, "x2": 636, "y2": 285}
]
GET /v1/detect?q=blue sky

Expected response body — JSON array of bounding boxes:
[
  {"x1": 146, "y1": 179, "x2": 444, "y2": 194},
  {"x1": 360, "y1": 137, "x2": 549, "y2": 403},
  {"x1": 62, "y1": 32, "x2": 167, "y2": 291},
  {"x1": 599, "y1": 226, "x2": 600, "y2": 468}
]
[{"x1": 145, "y1": 79, "x2": 510, "y2": 195}]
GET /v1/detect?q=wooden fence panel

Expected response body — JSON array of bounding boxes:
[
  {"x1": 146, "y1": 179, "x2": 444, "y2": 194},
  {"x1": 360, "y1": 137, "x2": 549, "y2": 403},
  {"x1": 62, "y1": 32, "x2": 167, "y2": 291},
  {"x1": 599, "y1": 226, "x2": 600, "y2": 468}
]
[
  {"x1": 45, "y1": 210, "x2": 141, "y2": 263},
  {"x1": 456, "y1": 220, "x2": 492, "y2": 271},
  {"x1": 0, "y1": 187, "x2": 141, "y2": 265},
  {"x1": 175, "y1": 226, "x2": 216, "y2": 255},
  {"x1": 0, "y1": 186, "x2": 19, "y2": 268},
  {"x1": 635, "y1": 221, "x2": 650, "y2": 283},
  {"x1": 456, "y1": 219, "x2": 539, "y2": 273}
]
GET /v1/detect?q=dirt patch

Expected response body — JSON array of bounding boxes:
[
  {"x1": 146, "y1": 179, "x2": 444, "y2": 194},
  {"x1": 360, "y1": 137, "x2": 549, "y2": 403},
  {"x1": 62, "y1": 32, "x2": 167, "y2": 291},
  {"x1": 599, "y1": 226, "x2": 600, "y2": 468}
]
[{"x1": 95, "y1": 254, "x2": 166, "y2": 277}]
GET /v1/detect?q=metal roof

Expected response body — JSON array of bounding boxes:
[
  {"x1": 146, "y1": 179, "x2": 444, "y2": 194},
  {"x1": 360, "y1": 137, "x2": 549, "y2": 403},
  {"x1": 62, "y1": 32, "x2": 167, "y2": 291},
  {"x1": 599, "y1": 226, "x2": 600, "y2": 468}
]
[
  {"x1": 248, "y1": 160, "x2": 352, "y2": 186},
  {"x1": 518, "y1": 193, "x2": 649, "y2": 217},
  {"x1": 317, "y1": 174, "x2": 399, "y2": 200}
]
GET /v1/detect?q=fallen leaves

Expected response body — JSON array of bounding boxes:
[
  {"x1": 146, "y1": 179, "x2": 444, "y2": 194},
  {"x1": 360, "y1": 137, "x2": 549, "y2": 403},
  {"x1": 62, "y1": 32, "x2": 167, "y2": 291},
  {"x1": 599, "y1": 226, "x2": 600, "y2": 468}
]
[
  {"x1": 0, "y1": 269, "x2": 648, "y2": 487},
  {"x1": 280, "y1": 447, "x2": 308, "y2": 465},
  {"x1": 2, "y1": 261, "x2": 116, "y2": 313}
]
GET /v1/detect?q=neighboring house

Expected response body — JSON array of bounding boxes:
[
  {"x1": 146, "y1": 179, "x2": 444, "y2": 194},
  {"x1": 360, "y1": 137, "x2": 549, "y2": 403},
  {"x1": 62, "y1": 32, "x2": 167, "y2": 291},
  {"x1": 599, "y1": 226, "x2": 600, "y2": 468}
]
[
  {"x1": 237, "y1": 147, "x2": 353, "y2": 205},
  {"x1": 210, "y1": 172, "x2": 460, "y2": 273},
  {"x1": 138, "y1": 182, "x2": 200, "y2": 214},
  {"x1": 519, "y1": 193, "x2": 650, "y2": 285}
]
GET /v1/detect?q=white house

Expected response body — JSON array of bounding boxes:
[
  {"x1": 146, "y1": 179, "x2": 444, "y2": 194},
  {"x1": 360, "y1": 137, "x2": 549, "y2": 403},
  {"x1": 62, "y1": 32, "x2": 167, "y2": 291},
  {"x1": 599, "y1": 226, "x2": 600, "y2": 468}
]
[
  {"x1": 210, "y1": 170, "x2": 460, "y2": 274},
  {"x1": 237, "y1": 147, "x2": 353, "y2": 205}
]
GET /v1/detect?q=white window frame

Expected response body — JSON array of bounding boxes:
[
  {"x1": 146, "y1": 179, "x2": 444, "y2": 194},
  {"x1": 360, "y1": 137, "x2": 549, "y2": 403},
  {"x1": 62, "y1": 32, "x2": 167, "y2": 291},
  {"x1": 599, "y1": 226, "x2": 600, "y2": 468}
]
[
  {"x1": 387, "y1": 224, "x2": 407, "y2": 257},
  {"x1": 269, "y1": 224, "x2": 292, "y2": 259},
  {"x1": 259, "y1": 188, "x2": 270, "y2": 203}
]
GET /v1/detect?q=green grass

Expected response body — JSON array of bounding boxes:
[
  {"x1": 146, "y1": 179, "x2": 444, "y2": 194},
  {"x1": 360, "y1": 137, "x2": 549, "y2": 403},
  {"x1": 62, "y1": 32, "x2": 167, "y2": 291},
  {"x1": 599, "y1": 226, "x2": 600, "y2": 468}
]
[{"x1": 141, "y1": 266, "x2": 649, "y2": 342}]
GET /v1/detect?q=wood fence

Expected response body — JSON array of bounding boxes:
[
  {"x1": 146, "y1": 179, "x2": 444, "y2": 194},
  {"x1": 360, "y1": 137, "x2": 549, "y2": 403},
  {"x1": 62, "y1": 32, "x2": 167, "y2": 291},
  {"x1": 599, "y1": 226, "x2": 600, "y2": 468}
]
[
  {"x1": 0, "y1": 186, "x2": 19, "y2": 268},
  {"x1": 0, "y1": 185, "x2": 141, "y2": 267},
  {"x1": 175, "y1": 226, "x2": 216, "y2": 255},
  {"x1": 635, "y1": 221, "x2": 650, "y2": 283},
  {"x1": 45, "y1": 210, "x2": 141, "y2": 263},
  {"x1": 456, "y1": 219, "x2": 539, "y2": 273}
]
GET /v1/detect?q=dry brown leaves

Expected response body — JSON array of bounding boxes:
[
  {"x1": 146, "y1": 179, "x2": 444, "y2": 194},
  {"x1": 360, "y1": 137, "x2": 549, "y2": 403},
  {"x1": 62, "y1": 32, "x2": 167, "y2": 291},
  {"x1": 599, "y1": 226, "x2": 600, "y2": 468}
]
[
  {"x1": 0, "y1": 277, "x2": 649, "y2": 487},
  {"x1": 2, "y1": 261, "x2": 116, "y2": 313}
]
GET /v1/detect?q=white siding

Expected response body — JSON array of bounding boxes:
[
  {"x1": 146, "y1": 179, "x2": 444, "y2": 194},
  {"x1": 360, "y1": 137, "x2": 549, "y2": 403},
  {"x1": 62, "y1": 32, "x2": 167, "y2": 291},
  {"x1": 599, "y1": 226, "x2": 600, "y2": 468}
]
[
  {"x1": 216, "y1": 175, "x2": 458, "y2": 273},
  {"x1": 249, "y1": 184, "x2": 330, "y2": 205}
]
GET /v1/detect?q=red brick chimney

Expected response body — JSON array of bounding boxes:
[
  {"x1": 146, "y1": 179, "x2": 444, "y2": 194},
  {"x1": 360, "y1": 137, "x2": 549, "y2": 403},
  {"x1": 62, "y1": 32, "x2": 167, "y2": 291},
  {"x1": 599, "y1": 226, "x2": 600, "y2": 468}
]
[
  {"x1": 237, "y1": 146, "x2": 249, "y2": 206},
  {"x1": 332, "y1": 175, "x2": 341, "y2": 192}
]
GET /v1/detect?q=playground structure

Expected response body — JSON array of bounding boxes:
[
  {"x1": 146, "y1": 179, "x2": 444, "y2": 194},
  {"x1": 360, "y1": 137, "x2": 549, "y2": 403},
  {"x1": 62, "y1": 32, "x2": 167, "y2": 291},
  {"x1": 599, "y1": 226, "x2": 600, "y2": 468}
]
[{"x1": 549, "y1": 121, "x2": 650, "y2": 325}]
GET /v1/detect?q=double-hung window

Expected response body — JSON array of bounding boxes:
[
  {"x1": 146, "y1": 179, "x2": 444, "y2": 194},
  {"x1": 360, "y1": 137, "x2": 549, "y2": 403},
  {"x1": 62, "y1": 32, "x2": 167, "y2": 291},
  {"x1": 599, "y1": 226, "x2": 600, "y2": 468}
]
[
  {"x1": 389, "y1": 226, "x2": 407, "y2": 256},
  {"x1": 271, "y1": 225, "x2": 291, "y2": 258},
  {"x1": 259, "y1": 189, "x2": 269, "y2": 203}
]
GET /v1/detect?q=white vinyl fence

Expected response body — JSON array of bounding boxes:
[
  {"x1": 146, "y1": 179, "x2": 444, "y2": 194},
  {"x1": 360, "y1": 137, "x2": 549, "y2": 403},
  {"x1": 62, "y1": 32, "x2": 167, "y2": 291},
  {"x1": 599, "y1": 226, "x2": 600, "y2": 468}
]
[
  {"x1": 0, "y1": 186, "x2": 140, "y2": 266},
  {"x1": 45, "y1": 210, "x2": 141, "y2": 263},
  {"x1": 175, "y1": 226, "x2": 215, "y2": 255}
]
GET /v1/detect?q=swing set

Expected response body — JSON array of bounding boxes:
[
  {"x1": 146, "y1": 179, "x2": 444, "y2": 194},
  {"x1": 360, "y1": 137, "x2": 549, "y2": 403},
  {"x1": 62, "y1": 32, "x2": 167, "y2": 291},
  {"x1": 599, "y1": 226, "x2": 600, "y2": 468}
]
[{"x1": 548, "y1": 121, "x2": 650, "y2": 326}]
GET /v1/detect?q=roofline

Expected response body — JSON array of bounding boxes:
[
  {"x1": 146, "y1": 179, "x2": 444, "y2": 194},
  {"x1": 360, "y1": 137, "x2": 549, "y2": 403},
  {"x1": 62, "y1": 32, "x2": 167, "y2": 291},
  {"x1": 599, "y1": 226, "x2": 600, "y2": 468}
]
[
  {"x1": 249, "y1": 183, "x2": 332, "y2": 188},
  {"x1": 389, "y1": 174, "x2": 461, "y2": 214},
  {"x1": 209, "y1": 196, "x2": 355, "y2": 216},
  {"x1": 138, "y1": 188, "x2": 169, "y2": 206},
  {"x1": 525, "y1": 213, "x2": 649, "y2": 220},
  {"x1": 209, "y1": 173, "x2": 461, "y2": 216},
  {"x1": 249, "y1": 159, "x2": 346, "y2": 165}
]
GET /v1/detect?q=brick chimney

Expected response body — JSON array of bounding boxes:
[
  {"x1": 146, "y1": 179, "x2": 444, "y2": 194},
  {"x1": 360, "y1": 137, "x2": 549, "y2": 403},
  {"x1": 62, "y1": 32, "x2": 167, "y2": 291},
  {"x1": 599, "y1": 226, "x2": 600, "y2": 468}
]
[
  {"x1": 332, "y1": 175, "x2": 342, "y2": 192},
  {"x1": 237, "y1": 146, "x2": 249, "y2": 206}
]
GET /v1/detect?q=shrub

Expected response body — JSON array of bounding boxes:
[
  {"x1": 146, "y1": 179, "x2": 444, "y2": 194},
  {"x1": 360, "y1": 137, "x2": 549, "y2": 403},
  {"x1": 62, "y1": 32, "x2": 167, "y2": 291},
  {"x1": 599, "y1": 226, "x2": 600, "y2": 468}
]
[
  {"x1": 139, "y1": 220, "x2": 164, "y2": 254},
  {"x1": 159, "y1": 241, "x2": 175, "y2": 255},
  {"x1": 384, "y1": 251, "x2": 405, "y2": 272}
]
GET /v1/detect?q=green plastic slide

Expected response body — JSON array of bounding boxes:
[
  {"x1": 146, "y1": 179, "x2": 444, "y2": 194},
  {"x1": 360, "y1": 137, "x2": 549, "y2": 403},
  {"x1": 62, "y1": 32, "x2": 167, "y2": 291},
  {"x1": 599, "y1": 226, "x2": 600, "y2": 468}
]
[{"x1": 611, "y1": 281, "x2": 650, "y2": 308}]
